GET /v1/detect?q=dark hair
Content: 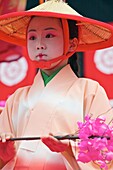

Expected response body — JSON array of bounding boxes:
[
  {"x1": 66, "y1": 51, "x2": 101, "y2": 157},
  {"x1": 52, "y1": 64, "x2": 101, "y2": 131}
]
[{"x1": 67, "y1": 19, "x2": 79, "y2": 77}]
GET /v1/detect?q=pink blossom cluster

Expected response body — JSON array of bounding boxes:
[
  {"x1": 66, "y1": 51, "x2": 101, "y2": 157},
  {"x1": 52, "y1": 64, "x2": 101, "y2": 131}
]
[{"x1": 77, "y1": 115, "x2": 113, "y2": 170}]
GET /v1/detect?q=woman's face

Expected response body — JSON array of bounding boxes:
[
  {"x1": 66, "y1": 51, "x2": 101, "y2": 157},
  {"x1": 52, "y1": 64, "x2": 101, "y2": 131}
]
[{"x1": 27, "y1": 17, "x2": 64, "y2": 62}]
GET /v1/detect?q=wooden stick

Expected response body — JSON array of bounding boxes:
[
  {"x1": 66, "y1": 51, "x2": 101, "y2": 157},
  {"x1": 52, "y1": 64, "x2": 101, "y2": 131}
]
[{"x1": 9, "y1": 135, "x2": 110, "y2": 141}]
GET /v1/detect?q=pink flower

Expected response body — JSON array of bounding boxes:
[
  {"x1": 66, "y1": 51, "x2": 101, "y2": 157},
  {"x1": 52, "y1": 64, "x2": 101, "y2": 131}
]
[
  {"x1": 77, "y1": 115, "x2": 113, "y2": 170},
  {"x1": 77, "y1": 152, "x2": 91, "y2": 163}
]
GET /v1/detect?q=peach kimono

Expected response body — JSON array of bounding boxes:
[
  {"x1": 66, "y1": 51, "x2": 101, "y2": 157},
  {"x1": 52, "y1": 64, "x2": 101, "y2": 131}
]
[{"x1": 0, "y1": 64, "x2": 113, "y2": 170}]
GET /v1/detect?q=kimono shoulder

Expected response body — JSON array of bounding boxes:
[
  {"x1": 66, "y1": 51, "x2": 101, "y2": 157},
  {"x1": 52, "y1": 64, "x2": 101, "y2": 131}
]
[
  {"x1": 9, "y1": 85, "x2": 31, "y2": 105},
  {"x1": 77, "y1": 77, "x2": 106, "y2": 96},
  {"x1": 76, "y1": 77, "x2": 112, "y2": 119},
  {"x1": 0, "y1": 85, "x2": 31, "y2": 134}
]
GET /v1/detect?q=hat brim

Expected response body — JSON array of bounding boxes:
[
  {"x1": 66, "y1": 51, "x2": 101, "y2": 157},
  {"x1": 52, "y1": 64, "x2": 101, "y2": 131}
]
[{"x1": 0, "y1": 1, "x2": 113, "y2": 51}]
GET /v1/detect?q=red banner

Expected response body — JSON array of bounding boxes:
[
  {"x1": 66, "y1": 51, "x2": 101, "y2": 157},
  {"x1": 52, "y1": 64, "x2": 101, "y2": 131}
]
[
  {"x1": 84, "y1": 23, "x2": 113, "y2": 107},
  {"x1": 0, "y1": 0, "x2": 27, "y2": 14},
  {"x1": 0, "y1": 49, "x2": 36, "y2": 105},
  {"x1": 0, "y1": 0, "x2": 36, "y2": 108}
]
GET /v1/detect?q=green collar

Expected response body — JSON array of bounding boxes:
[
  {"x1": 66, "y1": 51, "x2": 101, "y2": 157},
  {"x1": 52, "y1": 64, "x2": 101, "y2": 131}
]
[{"x1": 41, "y1": 67, "x2": 63, "y2": 86}]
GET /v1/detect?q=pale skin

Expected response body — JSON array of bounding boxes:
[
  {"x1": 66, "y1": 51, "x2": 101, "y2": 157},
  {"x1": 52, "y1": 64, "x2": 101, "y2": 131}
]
[
  {"x1": 27, "y1": 16, "x2": 78, "y2": 75},
  {"x1": 0, "y1": 16, "x2": 81, "y2": 169}
]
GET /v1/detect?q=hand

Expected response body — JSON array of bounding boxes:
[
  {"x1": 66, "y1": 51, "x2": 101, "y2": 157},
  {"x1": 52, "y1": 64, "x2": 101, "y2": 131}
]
[
  {"x1": 41, "y1": 134, "x2": 81, "y2": 170},
  {"x1": 41, "y1": 134, "x2": 69, "y2": 153},
  {"x1": 0, "y1": 133, "x2": 16, "y2": 164}
]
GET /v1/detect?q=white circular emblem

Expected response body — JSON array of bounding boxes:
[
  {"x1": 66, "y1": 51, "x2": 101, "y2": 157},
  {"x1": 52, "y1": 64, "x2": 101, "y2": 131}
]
[
  {"x1": 0, "y1": 56, "x2": 28, "y2": 86},
  {"x1": 94, "y1": 46, "x2": 113, "y2": 74}
]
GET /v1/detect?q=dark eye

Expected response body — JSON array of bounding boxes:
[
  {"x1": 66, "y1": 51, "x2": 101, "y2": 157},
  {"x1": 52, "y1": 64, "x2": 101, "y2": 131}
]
[
  {"x1": 46, "y1": 34, "x2": 54, "y2": 38},
  {"x1": 29, "y1": 36, "x2": 36, "y2": 40}
]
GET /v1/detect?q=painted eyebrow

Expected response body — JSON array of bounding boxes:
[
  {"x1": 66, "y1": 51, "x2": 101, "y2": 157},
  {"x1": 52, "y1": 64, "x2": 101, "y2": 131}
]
[
  {"x1": 44, "y1": 27, "x2": 57, "y2": 30},
  {"x1": 28, "y1": 27, "x2": 57, "y2": 32},
  {"x1": 28, "y1": 29, "x2": 36, "y2": 33}
]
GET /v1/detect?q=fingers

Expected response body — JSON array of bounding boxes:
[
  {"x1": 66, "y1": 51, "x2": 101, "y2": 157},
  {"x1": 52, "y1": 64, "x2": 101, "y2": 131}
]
[
  {"x1": 0, "y1": 133, "x2": 13, "y2": 143},
  {"x1": 41, "y1": 135, "x2": 69, "y2": 152},
  {"x1": 41, "y1": 135, "x2": 58, "y2": 146}
]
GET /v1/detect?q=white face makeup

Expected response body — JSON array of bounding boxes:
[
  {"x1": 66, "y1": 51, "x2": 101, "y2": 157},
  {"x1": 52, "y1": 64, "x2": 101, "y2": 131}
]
[{"x1": 27, "y1": 16, "x2": 64, "y2": 62}]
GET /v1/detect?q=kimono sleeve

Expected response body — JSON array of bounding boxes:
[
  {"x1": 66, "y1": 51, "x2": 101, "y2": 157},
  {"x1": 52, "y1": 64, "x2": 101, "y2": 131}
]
[
  {"x1": 84, "y1": 81, "x2": 113, "y2": 123},
  {"x1": 0, "y1": 94, "x2": 17, "y2": 170},
  {"x1": 0, "y1": 94, "x2": 16, "y2": 135}
]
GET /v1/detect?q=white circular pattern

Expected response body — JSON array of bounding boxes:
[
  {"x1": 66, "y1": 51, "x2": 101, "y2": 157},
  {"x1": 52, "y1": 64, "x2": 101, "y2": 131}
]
[
  {"x1": 0, "y1": 56, "x2": 28, "y2": 86},
  {"x1": 94, "y1": 46, "x2": 113, "y2": 74}
]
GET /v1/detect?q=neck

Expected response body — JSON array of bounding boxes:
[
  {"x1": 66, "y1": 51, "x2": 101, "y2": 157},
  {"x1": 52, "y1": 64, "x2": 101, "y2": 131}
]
[{"x1": 41, "y1": 59, "x2": 68, "y2": 76}]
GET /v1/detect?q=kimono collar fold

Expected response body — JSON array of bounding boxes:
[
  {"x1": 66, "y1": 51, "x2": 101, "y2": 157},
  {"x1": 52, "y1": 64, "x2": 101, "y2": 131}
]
[{"x1": 40, "y1": 66, "x2": 65, "y2": 86}]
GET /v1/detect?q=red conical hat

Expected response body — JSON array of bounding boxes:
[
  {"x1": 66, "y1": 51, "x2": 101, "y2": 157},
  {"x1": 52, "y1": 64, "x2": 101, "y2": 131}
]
[{"x1": 0, "y1": 0, "x2": 113, "y2": 52}]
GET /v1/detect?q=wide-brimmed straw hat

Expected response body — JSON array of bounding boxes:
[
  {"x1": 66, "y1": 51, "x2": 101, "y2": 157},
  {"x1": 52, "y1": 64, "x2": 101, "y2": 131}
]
[{"x1": 0, "y1": 0, "x2": 113, "y2": 52}]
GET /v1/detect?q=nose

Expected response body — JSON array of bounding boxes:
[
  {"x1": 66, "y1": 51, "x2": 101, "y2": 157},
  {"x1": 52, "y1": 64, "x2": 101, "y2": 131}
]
[
  {"x1": 36, "y1": 41, "x2": 46, "y2": 50},
  {"x1": 37, "y1": 46, "x2": 45, "y2": 50}
]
